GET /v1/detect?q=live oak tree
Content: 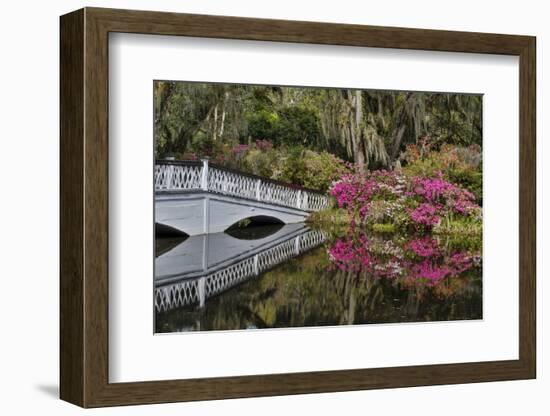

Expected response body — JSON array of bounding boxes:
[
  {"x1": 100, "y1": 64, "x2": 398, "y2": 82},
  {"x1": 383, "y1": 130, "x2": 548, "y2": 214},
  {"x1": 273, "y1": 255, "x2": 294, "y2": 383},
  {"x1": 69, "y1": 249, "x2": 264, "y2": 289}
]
[{"x1": 154, "y1": 81, "x2": 482, "y2": 169}]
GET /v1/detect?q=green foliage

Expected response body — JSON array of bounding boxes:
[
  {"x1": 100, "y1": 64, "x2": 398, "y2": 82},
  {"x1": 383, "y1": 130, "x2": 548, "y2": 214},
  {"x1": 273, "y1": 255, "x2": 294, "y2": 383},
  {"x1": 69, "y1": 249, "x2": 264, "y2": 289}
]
[
  {"x1": 246, "y1": 109, "x2": 279, "y2": 141},
  {"x1": 217, "y1": 142, "x2": 351, "y2": 192},
  {"x1": 299, "y1": 150, "x2": 352, "y2": 191},
  {"x1": 247, "y1": 106, "x2": 322, "y2": 147},
  {"x1": 401, "y1": 142, "x2": 483, "y2": 204},
  {"x1": 427, "y1": 95, "x2": 482, "y2": 147},
  {"x1": 242, "y1": 148, "x2": 279, "y2": 178},
  {"x1": 372, "y1": 223, "x2": 396, "y2": 234},
  {"x1": 276, "y1": 106, "x2": 322, "y2": 146},
  {"x1": 154, "y1": 81, "x2": 483, "y2": 170},
  {"x1": 154, "y1": 81, "x2": 228, "y2": 157}
]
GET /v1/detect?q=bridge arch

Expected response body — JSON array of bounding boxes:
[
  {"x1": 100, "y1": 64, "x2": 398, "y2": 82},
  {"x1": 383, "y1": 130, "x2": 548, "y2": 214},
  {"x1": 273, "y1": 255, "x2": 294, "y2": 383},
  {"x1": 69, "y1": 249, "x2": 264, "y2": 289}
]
[
  {"x1": 155, "y1": 222, "x2": 189, "y2": 237},
  {"x1": 156, "y1": 192, "x2": 314, "y2": 236}
]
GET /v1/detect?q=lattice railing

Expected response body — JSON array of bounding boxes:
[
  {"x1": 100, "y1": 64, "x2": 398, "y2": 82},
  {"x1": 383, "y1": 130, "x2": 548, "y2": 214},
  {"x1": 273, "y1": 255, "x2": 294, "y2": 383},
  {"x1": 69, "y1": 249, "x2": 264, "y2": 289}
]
[
  {"x1": 154, "y1": 163, "x2": 202, "y2": 191},
  {"x1": 155, "y1": 160, "x2": 330, "y2": 212},
  {"x1": 154, "y1": 229, "x2": 327, "y2": 312},
  {"x1": 154, "y1": 279, "x2": 200, "y2": 313},
  {"x1": 207, "y1": 167, "x2": 257, "y2": 199}
]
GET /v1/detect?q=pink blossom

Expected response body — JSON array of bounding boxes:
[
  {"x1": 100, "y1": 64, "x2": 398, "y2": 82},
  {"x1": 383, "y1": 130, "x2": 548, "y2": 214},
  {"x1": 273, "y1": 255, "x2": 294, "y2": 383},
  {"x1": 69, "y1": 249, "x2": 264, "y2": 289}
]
[{"x1": 410, "y1": 203, "x2": 440, "y2": 226}]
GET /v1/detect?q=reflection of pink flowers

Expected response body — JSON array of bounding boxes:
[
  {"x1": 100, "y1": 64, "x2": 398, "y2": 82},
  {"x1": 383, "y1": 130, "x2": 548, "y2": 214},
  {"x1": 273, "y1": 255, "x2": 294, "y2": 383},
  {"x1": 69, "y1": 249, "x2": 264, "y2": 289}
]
[
  {"x1": 329, "y1": 232, "x2": 476, "y2": 288},
  {"x1": 447, "y1": 252, "x2": 474, "y2": 274},
  {"x1": 411, "y1": 260, "x2": 451, "y2": 283},
  {"x1": 328, "y1": 234, "x2": 370, "y2": 272},
  {"x1": 407, "y1": 237, "x2": 439, "y2": 257}
]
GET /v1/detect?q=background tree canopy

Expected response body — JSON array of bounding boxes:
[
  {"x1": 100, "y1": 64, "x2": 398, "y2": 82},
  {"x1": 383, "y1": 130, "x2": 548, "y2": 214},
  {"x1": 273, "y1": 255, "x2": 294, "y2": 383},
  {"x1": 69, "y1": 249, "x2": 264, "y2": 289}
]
[{"x1": 154, "y1": 81, "x2": 482, "y2": 171}]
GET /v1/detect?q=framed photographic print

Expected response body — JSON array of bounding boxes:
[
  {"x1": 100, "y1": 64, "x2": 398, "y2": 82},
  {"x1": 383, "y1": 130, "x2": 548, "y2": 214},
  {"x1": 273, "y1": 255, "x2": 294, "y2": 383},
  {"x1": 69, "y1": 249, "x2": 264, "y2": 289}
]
[{"x1": 60, "y1": 7, "x2": 536, "y2": 408}]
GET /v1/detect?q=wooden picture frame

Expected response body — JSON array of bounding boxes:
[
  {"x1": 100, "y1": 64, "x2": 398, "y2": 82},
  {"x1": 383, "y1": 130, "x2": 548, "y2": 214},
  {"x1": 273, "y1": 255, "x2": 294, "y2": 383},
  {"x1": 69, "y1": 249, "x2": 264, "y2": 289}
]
[{"x1": 60, "y1": 7, "x2": 536, "y2": 408}]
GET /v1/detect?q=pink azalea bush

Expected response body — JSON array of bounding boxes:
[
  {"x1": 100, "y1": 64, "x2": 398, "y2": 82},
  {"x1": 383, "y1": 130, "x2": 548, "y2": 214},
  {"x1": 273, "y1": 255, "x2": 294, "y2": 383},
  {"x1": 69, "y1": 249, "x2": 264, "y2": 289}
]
[
  {"x1": 401, "y1": 142, "x2": 482, "y2": 203},
  {"x1": 330, "y1": 169, "x2": 481, "y2": 232}
]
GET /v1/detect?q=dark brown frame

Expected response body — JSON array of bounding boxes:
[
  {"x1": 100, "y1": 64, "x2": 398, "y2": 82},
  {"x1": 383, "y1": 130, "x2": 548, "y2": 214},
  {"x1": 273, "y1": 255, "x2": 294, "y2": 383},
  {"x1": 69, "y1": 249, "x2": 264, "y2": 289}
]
[{"x1": 60, "y1": 7, "x2": 536, "y2": 408}]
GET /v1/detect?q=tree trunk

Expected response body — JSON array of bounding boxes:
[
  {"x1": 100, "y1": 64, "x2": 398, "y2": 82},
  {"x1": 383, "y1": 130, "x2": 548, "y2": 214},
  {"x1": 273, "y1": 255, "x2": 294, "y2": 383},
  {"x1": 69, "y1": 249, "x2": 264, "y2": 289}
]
[
  {"x1": 219, "y1": 92, "x2": 228, "y2": 138},
  {"x1": 219, "y1": 107, "x2": 226, "y2": 138},
  {"x1": 391, "y1": 124, "x2": 406, "y2": 160},
  {"x1": 212, "y1": 105, "x2": 218, "y2": 141},
  {"x1": 350, "y1": 90, "x2": 366, "y2": 171}
]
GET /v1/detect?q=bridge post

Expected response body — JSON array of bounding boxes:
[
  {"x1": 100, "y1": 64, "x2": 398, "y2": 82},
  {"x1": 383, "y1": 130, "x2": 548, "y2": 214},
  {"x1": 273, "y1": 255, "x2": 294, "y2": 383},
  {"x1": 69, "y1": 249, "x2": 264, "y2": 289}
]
[
  {"x1": 164, "y1": 164, "x2": 174, "y2": 189},
  {"x1": 295, "y1": 235, "x2": 301, "y2": 255},
  {"x1": 222, "y1": 172, "x2": 228, "y2": 193},
  {"x1": 253, "y1": 254, "x2": 259, "y2": 275},
  {"x1": 198, "y1": 276, "x2": 206, "y2": 308},
  {"x1": 255, "y1": 179, "x2": 261, "y2": 200},
  {"x1": 201, "y1": 159, "x2": 209, "y2": 191},
  {"x1": 296, "y1": 190, "x2": 302, "y2": 209}
]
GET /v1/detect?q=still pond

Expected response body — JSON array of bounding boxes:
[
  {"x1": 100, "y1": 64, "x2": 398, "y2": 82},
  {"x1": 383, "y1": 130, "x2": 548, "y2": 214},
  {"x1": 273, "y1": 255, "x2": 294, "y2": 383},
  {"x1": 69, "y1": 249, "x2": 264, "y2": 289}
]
[{"x1": 154, "y1": 223, "x2": 482, "y2": 333}]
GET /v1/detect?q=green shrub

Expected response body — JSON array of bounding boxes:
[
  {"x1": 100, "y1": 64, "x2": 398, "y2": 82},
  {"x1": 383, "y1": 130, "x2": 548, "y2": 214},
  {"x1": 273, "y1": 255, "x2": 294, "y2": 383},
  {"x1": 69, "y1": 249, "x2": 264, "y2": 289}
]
[
  {"x1": 371, "y1": 223, "x2": 396, "y2": 233},
  {"x1": 401, "y1": 143, "x2": 482, "y2": 204}
]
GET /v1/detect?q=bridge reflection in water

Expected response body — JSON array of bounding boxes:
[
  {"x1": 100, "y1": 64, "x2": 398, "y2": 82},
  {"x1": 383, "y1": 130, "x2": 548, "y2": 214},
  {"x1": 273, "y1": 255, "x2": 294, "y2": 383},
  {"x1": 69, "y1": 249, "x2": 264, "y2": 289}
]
[{"x1": 154, "y1": 224, "x2": 326, "y2": 313}]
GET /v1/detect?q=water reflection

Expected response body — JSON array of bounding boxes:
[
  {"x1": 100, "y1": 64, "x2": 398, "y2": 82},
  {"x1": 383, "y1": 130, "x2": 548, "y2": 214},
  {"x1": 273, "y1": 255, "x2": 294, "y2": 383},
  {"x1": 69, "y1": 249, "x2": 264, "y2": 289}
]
[
  {"x1": 225, "y1": 223, "x2": 284, "y2": 240},
  {"x1": 155, "y1": 224, "x2": 482, "y2": 333},
  {"x1": 156, "y1": 236, "x2": 188, "y2": 257}
]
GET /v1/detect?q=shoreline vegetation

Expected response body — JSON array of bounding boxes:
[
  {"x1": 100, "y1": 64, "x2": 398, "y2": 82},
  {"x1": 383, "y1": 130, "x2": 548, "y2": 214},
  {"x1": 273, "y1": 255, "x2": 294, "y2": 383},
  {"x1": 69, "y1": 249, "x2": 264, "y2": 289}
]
[
  {"x1": 155, "y1": 81, "x2": 482, "y2": 292},
  {"x1": 307, "y1": 208, "x2": 482, "y2": 238}
]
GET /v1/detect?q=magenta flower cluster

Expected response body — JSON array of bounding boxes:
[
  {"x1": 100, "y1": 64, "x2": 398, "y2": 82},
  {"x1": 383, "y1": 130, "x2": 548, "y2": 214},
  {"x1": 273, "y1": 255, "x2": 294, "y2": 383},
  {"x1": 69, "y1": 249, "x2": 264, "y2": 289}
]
[
  {"x1": 409, "y1": 203, "x2": 440, "y2": 226},
  {"x1": 409, "y1": 175, "x2": 478, "y2": 216},
  {"x1": 330, "y1": 169, "x2": 480, "y2": 230},
  {"x1": 330, "y1": 170, "x2": 402, "y2": 220}
]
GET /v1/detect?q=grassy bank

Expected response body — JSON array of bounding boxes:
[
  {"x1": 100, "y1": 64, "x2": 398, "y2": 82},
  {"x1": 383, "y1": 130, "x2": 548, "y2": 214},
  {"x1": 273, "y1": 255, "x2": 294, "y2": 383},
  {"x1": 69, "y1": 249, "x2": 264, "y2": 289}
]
[{"x1": 308, "y1": 207, "x2": 482, "y2": 241}]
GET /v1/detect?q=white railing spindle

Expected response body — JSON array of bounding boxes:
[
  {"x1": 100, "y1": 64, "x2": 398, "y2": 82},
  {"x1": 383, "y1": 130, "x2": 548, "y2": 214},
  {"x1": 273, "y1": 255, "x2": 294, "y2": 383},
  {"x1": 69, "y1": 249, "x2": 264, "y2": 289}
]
[{"x1": 200, "y1": 159, "x2": 209, "y2": 191}]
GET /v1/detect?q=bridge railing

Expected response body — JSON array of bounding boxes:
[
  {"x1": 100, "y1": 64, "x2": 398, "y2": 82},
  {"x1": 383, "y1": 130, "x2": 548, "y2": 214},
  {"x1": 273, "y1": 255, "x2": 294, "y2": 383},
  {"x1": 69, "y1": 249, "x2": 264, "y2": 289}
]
[{"x1": 155, "y1": 159, "x2": 331, "y2": 212}]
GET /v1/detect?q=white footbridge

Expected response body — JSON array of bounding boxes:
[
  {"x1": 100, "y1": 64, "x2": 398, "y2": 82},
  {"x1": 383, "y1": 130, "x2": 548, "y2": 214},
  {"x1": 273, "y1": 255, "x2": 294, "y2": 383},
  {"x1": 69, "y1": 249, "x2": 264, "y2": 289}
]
[{"x1": 155, "y1": 160, "x2": 331, "y2": 236}]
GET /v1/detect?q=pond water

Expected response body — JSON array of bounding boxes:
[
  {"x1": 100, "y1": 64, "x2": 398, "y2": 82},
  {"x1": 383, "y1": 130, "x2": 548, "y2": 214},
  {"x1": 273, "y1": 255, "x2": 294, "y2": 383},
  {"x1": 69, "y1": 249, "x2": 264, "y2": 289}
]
[{"x1": 154, "y1": 223, "x2": 482, "y2": 333}]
